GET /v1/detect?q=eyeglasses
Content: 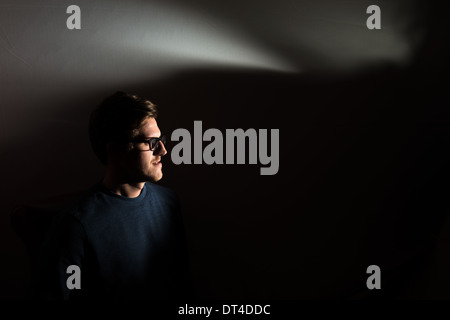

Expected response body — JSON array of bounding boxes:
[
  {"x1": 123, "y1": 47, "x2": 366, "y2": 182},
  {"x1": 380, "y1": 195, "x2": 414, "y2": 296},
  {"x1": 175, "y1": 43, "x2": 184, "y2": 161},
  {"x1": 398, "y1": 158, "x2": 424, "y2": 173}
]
[{"x1": 130, "y1": 135, "x2": 166, "y2": 152}]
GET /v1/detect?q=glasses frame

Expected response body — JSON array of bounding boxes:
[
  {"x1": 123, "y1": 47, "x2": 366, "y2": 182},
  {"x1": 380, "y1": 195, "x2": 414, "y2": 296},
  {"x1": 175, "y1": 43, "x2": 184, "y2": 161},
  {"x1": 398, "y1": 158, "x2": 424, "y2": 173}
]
[{"x1": 129, "y1": 135, "x2": 166, "y2": 152}]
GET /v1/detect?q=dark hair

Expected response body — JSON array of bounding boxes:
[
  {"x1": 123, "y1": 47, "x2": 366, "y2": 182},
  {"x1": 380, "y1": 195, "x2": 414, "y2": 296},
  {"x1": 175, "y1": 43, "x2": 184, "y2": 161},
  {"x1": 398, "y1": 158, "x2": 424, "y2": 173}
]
[{"x1": 89, "y1": 91, "x2": 158, "y2": 165}]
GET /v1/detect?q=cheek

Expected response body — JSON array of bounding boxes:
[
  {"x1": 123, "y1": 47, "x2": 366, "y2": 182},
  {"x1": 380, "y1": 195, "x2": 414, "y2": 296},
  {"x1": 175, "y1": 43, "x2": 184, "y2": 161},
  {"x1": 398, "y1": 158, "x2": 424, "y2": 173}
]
[
  {"x1": 124, "y1": 151, "x2": 150, "y2": 169},
  {"x1": 138, "y1": 153, "x2": 154, "y2": 168}
]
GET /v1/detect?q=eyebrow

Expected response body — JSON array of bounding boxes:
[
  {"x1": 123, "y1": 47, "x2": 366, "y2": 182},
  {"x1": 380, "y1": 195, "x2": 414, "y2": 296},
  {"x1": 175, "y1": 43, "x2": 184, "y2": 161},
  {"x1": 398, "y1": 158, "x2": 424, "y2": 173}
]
[{"x1": 142, "y1": 133, "x2": 162, "y2": 139}]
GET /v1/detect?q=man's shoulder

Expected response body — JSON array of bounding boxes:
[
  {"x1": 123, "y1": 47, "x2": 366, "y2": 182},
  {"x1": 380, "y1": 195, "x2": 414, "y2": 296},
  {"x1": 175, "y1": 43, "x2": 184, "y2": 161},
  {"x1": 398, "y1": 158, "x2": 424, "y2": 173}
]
[
  {"x1": 145, "y1": 182, "x2": 181, "y2": 213},
  {"x1": 63, "y1": 182, "x2": 105, "y2": 221},
  {"x1": 62, "y1": 182, "x2": 181, "y2": 220},
  {"x1": 146, "y1": 182, "x2": 179, "y2": 200}
]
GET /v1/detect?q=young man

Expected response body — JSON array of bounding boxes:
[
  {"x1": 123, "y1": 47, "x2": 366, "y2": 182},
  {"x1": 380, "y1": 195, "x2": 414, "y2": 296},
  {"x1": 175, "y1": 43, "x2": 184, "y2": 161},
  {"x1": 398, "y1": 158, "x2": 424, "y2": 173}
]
[{"x1": 35, "y1": 92, "x2": 193, "y2": 299}]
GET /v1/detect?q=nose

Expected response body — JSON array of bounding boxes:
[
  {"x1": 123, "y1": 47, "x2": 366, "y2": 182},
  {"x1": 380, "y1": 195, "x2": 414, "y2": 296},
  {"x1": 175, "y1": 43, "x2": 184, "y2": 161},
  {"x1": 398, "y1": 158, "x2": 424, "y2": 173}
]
[{"x1": 154, "y1": 140, "x2": 167, "y2": 156}]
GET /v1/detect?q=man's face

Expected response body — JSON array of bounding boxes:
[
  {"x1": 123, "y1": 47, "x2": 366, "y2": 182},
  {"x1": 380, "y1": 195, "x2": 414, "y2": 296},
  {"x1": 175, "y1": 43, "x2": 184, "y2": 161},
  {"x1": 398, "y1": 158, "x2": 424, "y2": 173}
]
[{"x1": 118, "y1": 117, "x2": 167, "y2": 183}]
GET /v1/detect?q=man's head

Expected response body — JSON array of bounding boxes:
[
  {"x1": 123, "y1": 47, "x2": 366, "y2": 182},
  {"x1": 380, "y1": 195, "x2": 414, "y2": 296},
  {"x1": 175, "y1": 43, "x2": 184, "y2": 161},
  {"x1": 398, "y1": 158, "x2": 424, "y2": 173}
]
[{"x1": 89, "y1": 92, "x2": 167, "y2": 182}]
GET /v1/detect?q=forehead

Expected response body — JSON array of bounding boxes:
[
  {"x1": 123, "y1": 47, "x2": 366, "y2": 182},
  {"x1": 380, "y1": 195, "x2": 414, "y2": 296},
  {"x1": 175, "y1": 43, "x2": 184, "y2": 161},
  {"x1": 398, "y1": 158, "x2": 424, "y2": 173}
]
[{"x1": 136, "y1": 117, "x2": 160, "y2": 138}]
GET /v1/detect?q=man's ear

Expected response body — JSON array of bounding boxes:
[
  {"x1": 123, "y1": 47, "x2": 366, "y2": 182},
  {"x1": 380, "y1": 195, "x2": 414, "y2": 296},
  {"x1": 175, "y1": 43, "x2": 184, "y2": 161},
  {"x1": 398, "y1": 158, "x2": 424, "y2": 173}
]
[
  {"x1": 106, "y1": 142, "x2": 120, "y2": 162},
  {"x1": 106, "y1": 141, "x2": 128, "y2": 162}
]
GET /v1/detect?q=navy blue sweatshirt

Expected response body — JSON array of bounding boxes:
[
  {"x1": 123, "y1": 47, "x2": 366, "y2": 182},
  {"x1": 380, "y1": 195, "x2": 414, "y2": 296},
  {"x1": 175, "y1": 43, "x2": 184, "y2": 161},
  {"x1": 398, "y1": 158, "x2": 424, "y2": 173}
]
[{"x1": 35, "y1": 181, "x2": 193, "y2": 300}]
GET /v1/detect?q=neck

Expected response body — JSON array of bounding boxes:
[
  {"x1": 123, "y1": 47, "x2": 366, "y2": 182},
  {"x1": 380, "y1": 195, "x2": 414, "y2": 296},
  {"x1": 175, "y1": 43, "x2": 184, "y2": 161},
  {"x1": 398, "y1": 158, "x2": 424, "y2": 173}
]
[{"x1": 102, "y1": 166, "x2": 145, "y2": 198}]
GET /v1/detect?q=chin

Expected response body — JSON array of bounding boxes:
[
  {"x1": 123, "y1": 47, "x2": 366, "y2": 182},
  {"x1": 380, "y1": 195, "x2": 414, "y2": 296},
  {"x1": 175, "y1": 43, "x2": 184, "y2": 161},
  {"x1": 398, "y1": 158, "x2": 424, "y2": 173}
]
[
  {"x1": 152, "y1": 176, "x2": 163, "y2": 182},
  {"x1": 147, "y1": 172, "x2": 163, "y2": 183}
]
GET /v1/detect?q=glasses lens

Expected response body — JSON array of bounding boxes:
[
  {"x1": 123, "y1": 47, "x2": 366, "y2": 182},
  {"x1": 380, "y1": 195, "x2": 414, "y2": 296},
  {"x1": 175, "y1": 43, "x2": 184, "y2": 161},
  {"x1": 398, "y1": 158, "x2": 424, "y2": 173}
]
[
  {"x1": 149, "y1": 138, "x2": 158, "y2": 150},
  {"x1": 150, "y1": 136, "x2": 166, "y2": 151}
]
